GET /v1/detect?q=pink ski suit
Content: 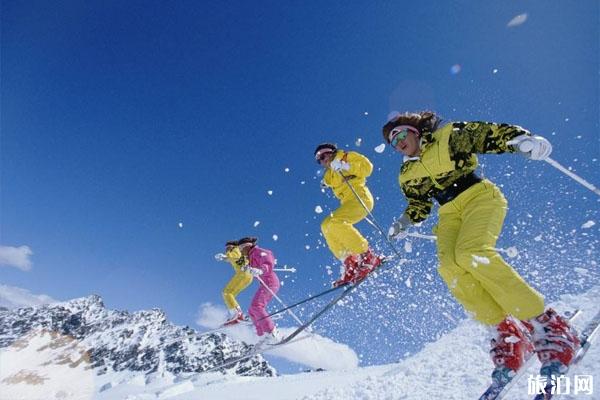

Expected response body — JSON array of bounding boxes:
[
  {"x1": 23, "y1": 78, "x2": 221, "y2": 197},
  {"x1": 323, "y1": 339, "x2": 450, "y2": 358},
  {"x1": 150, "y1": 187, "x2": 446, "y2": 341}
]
[{"x1": 247, "y1": 245, "x2": 280, "y2": 336}]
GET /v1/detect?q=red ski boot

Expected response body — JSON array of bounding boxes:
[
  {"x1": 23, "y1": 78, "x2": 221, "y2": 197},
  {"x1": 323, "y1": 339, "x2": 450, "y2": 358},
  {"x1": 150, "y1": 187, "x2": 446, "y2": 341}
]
[
  {"x1": 333, "y1": 254, "x2": 360, "y2": 287},
  {"x1": 223, "y1": 308, "x2": 247, "y2": 326},
  {"x1": 489, "y1": 316, "x2": 535, "y2": 384},
  {"x1": 355, "y1": 248, "x2": 384, "y2": 281},
  {"x1": 530, "y1": 308, "x2": 581, "y2": 377}
]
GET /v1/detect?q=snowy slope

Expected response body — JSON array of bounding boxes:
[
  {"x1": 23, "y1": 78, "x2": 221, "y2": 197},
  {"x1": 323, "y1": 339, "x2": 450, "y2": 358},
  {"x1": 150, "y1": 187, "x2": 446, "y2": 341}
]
[
  {"x1": 4, "y1": 287, "x2": 596, "y2": 399},
  {"x1": 166, "y1": 286, "x2": 600, "y2": 400}
]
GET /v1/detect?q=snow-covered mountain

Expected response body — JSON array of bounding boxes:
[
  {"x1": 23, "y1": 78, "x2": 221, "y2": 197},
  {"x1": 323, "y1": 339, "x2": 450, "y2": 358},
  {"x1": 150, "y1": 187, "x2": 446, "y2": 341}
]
[
  {"x1": 0, "y1": 294, "x2": 274, "y2": 399},
  {"x1": 1, "y1": 287, "x2": 598, "y2": 400}
]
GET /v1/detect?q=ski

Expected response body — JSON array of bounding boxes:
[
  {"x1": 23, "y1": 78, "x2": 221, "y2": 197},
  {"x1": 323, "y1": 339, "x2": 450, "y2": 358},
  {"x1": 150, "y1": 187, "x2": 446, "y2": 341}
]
[
  {"x1": 532, "y1": 308, "x2": 600, "y2": 400},
  {"x1": 279, "y1": 255, "x2": 400, "y2": 345},
  {"x1": 478, "y1": 309, "x2": 582, "y2": 400}
]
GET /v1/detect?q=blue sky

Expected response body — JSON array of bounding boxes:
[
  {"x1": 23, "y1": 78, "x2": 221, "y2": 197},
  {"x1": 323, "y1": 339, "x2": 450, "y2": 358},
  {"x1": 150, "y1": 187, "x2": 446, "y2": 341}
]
[{"x1": 2, "y1": 1, "x2": 599, "y2": 372}]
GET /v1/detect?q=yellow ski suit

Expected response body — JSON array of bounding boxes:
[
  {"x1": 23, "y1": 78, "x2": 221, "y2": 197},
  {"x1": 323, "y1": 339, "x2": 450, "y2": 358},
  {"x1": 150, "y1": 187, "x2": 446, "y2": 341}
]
[
  {"x1": 222, "y1": 247, "x2": 253, "y2": 310},
  {"x1": 399, "y1": 122, "x2": 545, "y2": 325},
  {"x1": 321, "y1": 150, "x2": 374, "y2": 260}
]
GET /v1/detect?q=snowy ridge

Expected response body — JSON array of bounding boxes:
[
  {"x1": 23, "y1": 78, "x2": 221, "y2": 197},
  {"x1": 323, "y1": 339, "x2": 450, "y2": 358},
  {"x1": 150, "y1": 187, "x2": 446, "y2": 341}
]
[{"x1": 0, "y1": 294, "x2": 275, "y2": 399}]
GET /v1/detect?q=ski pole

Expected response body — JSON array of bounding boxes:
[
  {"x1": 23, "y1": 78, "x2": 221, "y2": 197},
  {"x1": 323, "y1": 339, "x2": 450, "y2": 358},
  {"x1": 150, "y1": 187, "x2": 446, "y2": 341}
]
[
  {"x1": 544, "y1": 157, "x2": 600, "y2": 197},
  {"x1": 259, "y1": 285, "x2": 343, "y2": 321},
  {"x1": 338, "y1": 172, "x2": 404, "y2": 259},
  {"x1": 254, "y1": 274, "x2": 307, "y2": 328},
  {"x1": 508, "y1": 138, "x2": 600, "y2": 197},
  {"x1": 405, "y1": 232, "x2": 519, "y2": 258},
  {"x1": 273, "y1": 267, "x2": 296, "y2": 273}
]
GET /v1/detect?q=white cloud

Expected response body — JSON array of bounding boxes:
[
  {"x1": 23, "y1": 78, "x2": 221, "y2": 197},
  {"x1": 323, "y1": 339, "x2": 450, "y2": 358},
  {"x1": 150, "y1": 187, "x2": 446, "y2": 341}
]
[
  {"x1": 0, "y1": 245, "x2": 33, "y2": 271},
  {"x1": 195, "y1": 303, "x2": 359, "y2": 370},
  {"x1": 0, "y1": 284, "x2": 57, "y2": 309}
]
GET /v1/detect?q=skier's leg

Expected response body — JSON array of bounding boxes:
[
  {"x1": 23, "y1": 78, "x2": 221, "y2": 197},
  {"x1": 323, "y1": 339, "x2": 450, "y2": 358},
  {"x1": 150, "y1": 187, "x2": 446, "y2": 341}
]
[
  {"x1": 321, "y1": 194, "x2": 374, "y2": 259},
  {"x1": 223, "y1": 277, "x2": 241, "y2": 310},
  {"x1": 249, "y1": 286, "x2": 276, "y2": 336},
  {"x1": 454, "y1": 182, "x2": 544, "y2": 322},
  {"x1": 436, "y1": 208, "x2": 507, "y2": 325},
  {"x1": 229, "y1": 272, "x2": 253, "y2": 298}
]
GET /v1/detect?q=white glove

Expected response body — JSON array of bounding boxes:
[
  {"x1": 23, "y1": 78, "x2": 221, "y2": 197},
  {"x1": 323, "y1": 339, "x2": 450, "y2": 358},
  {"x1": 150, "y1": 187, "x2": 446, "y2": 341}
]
[
  {"x1": 330, "y1": 159, "x2": 350, "y2": 172},
  {"x1": 214, "y1": 253, "x2": 227, "y2": 261},
  {"x1": 248, "y1": 267, "x2": 263, "y2": 277},
  {"x1": 388, "y1": 215, "x2": 411, "y2": 240},
  {"x1": 508, "y1": 135, "x2": 552, "y2": 160}
]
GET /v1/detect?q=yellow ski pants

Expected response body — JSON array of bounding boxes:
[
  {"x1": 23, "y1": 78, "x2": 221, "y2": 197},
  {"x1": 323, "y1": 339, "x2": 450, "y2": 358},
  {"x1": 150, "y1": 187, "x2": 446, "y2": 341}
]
[
  {"x1": 435, "y1": 180, "x2": 545, "y2": 325},
  {"x1": 223, "y1": 272, "x2": 253, "y2": 310},
  {"x1": 321, "y1": 190, "x2": 373, "y2": 260}
]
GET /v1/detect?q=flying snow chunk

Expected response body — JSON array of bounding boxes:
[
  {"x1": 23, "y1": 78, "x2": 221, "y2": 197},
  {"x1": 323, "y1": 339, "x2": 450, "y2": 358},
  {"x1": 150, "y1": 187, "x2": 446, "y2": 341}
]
[
  {"x1": 305, "y1": 245, "x2": 310, "y2": 250},
  {"x1": 493, "y1": 68, "x2": 499, "y2": 74},
  {"x1": 315, "y1": 205, "x2": 324, "y2": 214},
  {"x1": 178, "y1": 222, "x2": 183, "y2": 228},
  {"x1": 581, "y1": 220, "x2": 596, "y2": 229},
  {"x1": 272, "y1": 234, "x2": 279, "y2": 241},
  {"x1": 284, "y1": 167, "x2": 290, "y2": 172},
  {"x1": 450, "y1": 64, "x2": 461, "y2": 74},
  {"x1": 253, "y1": 221, "x2": 260, "y2": 227},
  {"x1": 364, "y1": 112, "x2": 369, "y2": 116},
  {"x1": 374, "y1": 143, "x2": 386, "y2": 153},
  {"x1": 267, "y1": 190, "x2": 273, "y2": 195},
  {"x1": 355, "y1": 138, "x2": 362, "y2": 147},
  {"x1": 507, "y1": 13, "x2": 528, "y2": 27}
]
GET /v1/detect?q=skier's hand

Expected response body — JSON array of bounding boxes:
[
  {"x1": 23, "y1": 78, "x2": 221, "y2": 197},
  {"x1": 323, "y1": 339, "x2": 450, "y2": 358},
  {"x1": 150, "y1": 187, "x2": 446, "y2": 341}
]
[
  {"x1": 214, "y1": 253, "x2": 227, "y2": 261},
  {"x1": 249, "y1": 267, "x2": 263, "y2": 277},
  {"x1": 388, "y1": 215, "x2": 411, "y2": 240},
  {"x1": 330, "y1": 159, "x2": 350, "y2": 172},
  {"x1": 508, "y1": 135, "x2": 552, "y2": 160}
]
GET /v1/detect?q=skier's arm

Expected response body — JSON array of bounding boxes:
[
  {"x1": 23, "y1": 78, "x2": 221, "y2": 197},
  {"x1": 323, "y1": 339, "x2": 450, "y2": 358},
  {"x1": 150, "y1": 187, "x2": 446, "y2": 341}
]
[
  {"x1": 401, "y1": 184, "x2": 433, "y2": 224},
  {"x1": 345, "y1": 152, "x2": 373, "y2": 178},
  {"x1": 250, "y1": 251, "x2": 274, "y2": 274},
  {"x1": 449, "y1": 121, "x2": 531, "y2": 155}
]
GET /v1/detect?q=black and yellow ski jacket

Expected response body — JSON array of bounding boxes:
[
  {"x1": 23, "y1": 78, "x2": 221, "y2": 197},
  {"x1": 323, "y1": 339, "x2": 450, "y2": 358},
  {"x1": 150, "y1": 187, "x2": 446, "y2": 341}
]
[{"x1": 399, "y1": 121, "x2": 531, "y2": 223}]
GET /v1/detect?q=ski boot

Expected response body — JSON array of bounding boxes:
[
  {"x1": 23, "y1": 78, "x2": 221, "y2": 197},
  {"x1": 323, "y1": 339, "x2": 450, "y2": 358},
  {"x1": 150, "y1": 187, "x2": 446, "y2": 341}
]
[
  {"x1": 257, "y1": 327, "x2": 282, "y2": 347},
  {"x1": 530, "y1": 308, "x2": 580, "y2": 377},
  {"x1": 489, "y1": 316, "x2": 535, "y2": 385},
  {"x1": 333, "y1": 254, "x2": 360, "y2": 287},
  {"x1": 355, "y1": 248, "x2": 384, "y2": 281},
  {"x1": 223, "y1": 307, "x2": 247, "y2": 326}
]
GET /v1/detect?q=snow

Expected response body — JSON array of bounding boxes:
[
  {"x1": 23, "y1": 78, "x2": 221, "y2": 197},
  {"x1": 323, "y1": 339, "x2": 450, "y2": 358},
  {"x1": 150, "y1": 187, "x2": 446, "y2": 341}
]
[
  {"x1": 507, "y1": 13, "x2": 528, "y2": 27},
  {"x1": 2, "y1": 287, "x2": 599, "y2": 399},
  {"x1": 272, "y1": 234, "x2": 279, "y2": 241},
  {"x1": 581, "y1": 220, "x2": 596, "y2": 229},
  {"x1": 254, "y1": 221, "x2": 260, "y2": 227},
  {"x1": 314, "y1": 206, "x2": 323, "y2": 214},
  {"x1": 267, "y1": 190, "x2": 273, "y2": 196},
  {"x1": 374, "y1": 144, "x2": 386, "y2": 153}
]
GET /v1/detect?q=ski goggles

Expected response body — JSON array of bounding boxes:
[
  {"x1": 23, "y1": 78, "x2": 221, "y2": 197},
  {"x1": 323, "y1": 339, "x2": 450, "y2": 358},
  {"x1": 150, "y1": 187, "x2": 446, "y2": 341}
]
[
  {"x1": 389, "y1": 125, "x2": 419, "y2": 147},
  {"x1": 315, "y1": 149, "x2": 335, "y2": 164}
]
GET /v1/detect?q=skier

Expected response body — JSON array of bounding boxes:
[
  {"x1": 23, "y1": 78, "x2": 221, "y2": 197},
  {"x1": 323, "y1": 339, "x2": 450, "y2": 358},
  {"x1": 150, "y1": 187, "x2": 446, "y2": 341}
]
[
  {"x1": 314, "y1": 143, "x2": 383, "y2": 287},
  {"x1": 237, "y1": 236, "x2": 281, "y2": 345},
  {"x1": 382, "y1": 111, "x2": 580, "y2": 383},
  {"x1": 214, "y1": 240, "x2": 253, "y2": 326}
]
